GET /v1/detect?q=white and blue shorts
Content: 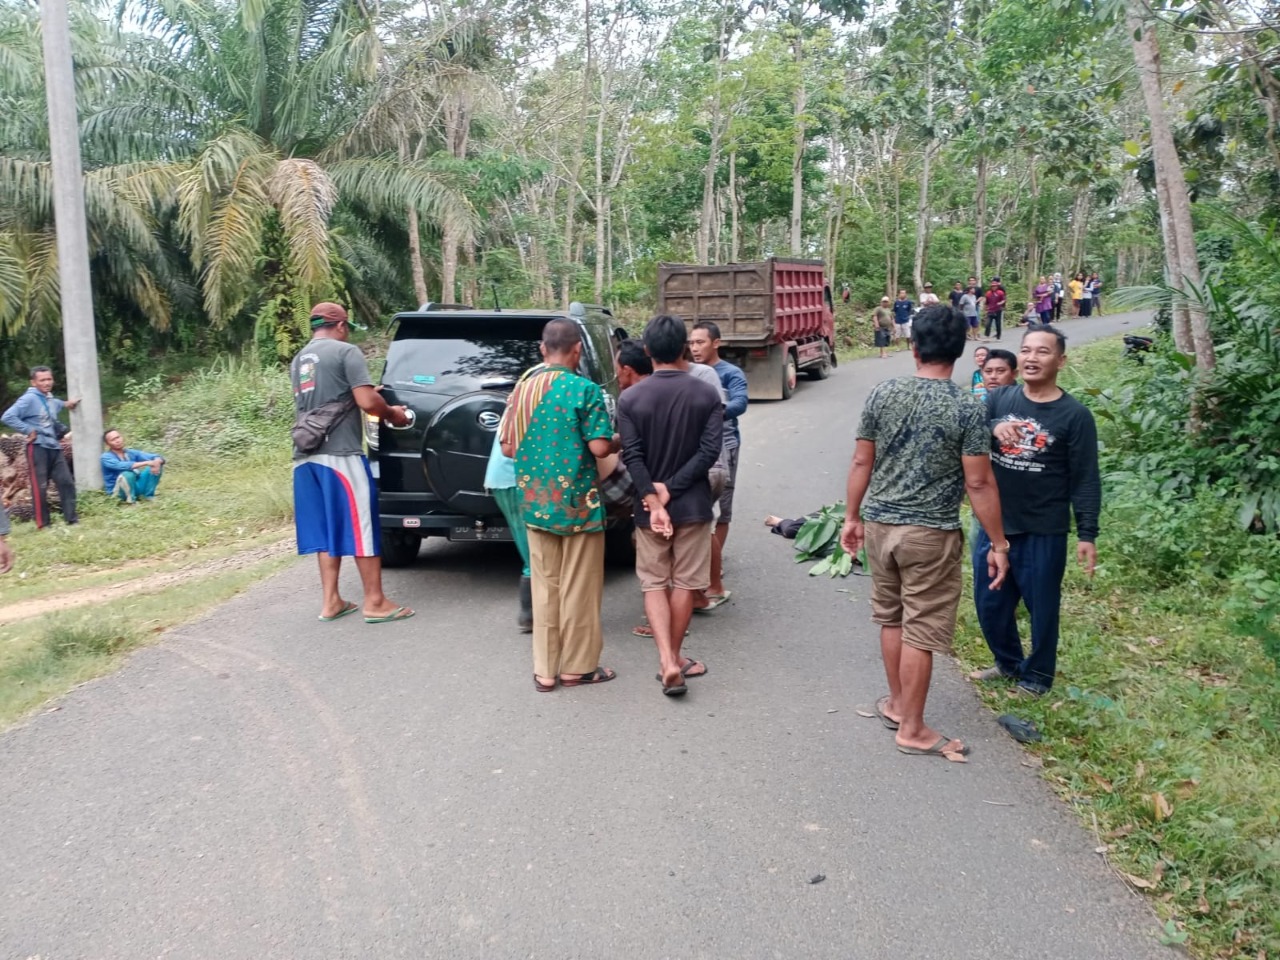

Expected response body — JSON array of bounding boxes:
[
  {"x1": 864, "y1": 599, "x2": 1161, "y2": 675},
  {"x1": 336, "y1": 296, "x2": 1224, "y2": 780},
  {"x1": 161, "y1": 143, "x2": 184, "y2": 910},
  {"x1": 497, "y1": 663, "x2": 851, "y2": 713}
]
[{"x1": 293, "y1": 454, "x2": 381, "y2": 558}]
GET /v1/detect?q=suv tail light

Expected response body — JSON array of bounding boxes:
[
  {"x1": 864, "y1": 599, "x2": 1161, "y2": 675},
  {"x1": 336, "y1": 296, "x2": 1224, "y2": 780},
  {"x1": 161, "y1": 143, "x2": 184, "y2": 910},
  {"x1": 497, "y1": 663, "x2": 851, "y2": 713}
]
[{"x1": 365, "y1": 413, "x2": 380, "y2": 451}]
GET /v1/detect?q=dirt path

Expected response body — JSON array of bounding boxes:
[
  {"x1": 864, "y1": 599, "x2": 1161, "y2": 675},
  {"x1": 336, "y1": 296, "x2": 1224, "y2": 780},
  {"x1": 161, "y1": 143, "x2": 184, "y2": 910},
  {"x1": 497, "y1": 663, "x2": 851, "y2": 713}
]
[{"x1": 0, "y1": 538, "x2": 296, "y2": 626}]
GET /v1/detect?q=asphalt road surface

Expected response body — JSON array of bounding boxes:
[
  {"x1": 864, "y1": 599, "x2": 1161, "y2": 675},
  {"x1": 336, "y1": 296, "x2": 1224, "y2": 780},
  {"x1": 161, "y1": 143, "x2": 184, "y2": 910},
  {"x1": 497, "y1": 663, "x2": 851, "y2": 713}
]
[{"x1": 1, "y1": 311, "x2": 1172, "y2": 960}]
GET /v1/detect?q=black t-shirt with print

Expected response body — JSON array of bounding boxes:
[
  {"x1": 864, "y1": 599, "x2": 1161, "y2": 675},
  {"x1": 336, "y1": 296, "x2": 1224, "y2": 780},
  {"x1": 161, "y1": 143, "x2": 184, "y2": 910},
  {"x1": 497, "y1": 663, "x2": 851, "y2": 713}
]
[{"x1": 985, "y1": 385, "x2": 1101, "y2": 541}]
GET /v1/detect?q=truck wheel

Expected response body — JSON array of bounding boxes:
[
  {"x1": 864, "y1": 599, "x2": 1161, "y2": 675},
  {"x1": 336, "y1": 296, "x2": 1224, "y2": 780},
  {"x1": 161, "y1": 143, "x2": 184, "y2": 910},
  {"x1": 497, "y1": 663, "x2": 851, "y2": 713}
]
[
  {"x1": 781, "y1": 353, "x2": 798, "y2": 400},
  {"x1": 807, "y1": 358, "x2": 832, "y2": 381},
  {"x1": 381, "y1": 530, "x2": 421, "y2": 568}
]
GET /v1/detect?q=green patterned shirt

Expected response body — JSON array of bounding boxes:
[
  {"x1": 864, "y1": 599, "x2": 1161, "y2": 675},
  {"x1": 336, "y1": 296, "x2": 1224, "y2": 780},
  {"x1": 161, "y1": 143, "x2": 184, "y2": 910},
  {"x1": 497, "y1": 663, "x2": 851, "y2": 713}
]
[
  {"x1": 511, "y1": 366, "x2": 613, "y2": 536},
  {"x1": 856, "y1": 376, "x2": 989, "y2": 530}
]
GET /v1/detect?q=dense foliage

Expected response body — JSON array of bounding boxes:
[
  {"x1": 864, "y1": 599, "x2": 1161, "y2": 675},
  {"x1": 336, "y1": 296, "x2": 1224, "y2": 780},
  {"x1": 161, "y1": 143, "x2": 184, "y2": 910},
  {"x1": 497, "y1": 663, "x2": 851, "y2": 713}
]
[{"x1": 10, "y1": 0, "x2": 1279, "y2": 388}]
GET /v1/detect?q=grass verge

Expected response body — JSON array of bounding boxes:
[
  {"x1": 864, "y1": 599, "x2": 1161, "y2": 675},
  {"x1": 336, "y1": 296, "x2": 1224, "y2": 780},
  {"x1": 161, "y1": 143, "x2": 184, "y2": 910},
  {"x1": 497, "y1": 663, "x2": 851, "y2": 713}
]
[
  {"x1": 1, "y1": 356, "x2": 295, "y2": 588},
  {"x1": 0, "y1": 552, "x2": 293, "y2": 727},
  {"x1": 951, "y1": 337, "x2": 1279, "y2": 959}
]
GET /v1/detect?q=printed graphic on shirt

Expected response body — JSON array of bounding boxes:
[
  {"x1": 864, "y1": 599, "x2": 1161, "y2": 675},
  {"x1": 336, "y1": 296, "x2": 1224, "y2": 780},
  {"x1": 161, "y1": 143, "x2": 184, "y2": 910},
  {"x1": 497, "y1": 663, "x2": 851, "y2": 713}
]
[
  {"x1": 296, "y1": 353, "x2": 318, "y2": 394},
  {"x1": 993, "y1": 413, "x2": 1056, "y2": 472}
]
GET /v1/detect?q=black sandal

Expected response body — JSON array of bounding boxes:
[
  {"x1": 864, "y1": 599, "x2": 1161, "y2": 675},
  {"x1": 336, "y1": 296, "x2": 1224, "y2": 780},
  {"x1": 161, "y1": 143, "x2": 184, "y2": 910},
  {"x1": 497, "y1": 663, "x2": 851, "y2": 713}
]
[
  {"x1": 560, "y1": 667, "x2": 616, "y2": 687},
  {"x1": 533, "y1": 675, "x2": 556, "y2": 693}
]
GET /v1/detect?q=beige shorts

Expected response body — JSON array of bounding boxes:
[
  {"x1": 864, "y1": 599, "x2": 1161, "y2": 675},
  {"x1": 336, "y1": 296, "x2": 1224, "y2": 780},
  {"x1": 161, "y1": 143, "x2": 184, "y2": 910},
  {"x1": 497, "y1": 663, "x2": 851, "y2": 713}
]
[
  {"x1": 635, "y1": 522, "x2": 714, "y2": 592},
  {"x1": 864, "y1": 521, "x2": 963, "y2": 654}
]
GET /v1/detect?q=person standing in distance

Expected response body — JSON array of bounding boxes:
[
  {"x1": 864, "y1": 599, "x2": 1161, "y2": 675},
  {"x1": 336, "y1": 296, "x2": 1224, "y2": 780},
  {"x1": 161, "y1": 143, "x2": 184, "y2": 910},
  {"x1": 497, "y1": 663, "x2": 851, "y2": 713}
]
[
  {"x1": 500, "y1": 319, "x2": 617, "y2": 693},
  {"x1": 892, "y1": 289, "x2": 914, "y2": 345},
  {"x1": 840, "y1": 304, "x2": 1010, "y2": 759},
  {"x1": 291, "y1": 302, "x2": 415, "y2": 624},
  {"x1": 687, "y1": 321, "x2": 747, "y2": 612},
  {"x1": 983, "y1": 277, "x2": 1006, "y2": 341},
  {"x1": 620, "y1": 315, "x2": 724, "y2": 696},
  {"x1": 2, "y1": 366, "x2": 79, "y2": 528},
  {"x1": 969, "y1": 326, "x2": 1101, "y2": 696},
  {"x1": 919, "y1": 282, "x2": 940, "y2": 307}
]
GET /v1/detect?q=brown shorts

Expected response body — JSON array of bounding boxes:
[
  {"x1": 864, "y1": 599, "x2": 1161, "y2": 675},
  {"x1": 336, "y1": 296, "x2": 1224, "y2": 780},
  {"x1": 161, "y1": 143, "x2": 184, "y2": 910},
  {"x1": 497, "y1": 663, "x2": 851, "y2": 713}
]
[
  {"x1": 635, "y1": 522, "x2": 713, "y2": 592},
  {"x1": 864, "y1": 521, "x2": 963, "y2": 654}
]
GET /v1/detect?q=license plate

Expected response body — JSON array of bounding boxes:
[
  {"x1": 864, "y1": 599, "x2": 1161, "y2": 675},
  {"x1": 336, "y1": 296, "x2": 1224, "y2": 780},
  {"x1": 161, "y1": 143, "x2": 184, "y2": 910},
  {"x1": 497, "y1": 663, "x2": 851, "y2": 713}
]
[{"x1": 449, "y1": 525, "x2": 513, "y2": 542}]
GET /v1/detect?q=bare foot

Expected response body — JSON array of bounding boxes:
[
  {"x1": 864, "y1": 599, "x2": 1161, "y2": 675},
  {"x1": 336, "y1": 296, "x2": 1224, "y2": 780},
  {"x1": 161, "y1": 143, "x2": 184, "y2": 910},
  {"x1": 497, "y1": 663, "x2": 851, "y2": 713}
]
[
  {"x1": 764, "y1": 515, "x2": 782, "y2": 527},
  {"x1": 895, "y1": 723, "x2": 963, "y2": 753}
]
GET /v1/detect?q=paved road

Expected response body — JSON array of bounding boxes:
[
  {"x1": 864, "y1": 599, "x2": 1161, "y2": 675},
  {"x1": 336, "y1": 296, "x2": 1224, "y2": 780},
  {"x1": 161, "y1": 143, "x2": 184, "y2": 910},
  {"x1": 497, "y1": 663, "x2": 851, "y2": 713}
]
[{"x1": 1, "y1": 312, "x2": 1169, "y2": 960}]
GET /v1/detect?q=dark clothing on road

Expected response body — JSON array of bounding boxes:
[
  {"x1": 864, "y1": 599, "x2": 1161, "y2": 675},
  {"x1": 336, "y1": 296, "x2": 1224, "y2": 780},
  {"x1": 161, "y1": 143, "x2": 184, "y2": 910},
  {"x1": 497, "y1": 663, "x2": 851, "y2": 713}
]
[
  {"x1": 618, "y1": 370, "x2": 722, "y2": 529},
  {"x1": 984, "y1": 386, "x2": 1101, "y2": 542}
]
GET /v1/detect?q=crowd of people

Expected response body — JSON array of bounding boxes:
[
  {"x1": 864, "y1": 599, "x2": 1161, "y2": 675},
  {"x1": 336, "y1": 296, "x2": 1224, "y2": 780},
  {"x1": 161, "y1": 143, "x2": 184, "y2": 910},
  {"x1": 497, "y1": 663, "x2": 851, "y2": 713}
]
[
  {"x1": 1, "y1": 286, "x2": 1102, "y2": 765},
  {"x1": 867, "y1": 272, "x2": 1105, "y2": 352},
  {"x1": 842, "y1": 304, "x2": 1100, "y2": 758},
  {"x1": 287, "y1": 296, "x2": 1101, "y2": 748}
]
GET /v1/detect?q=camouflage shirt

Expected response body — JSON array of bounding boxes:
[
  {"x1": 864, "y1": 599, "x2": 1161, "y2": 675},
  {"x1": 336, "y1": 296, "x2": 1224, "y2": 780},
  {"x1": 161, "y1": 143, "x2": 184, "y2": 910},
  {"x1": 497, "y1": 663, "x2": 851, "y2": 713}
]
[{"x1": 856, "y1": 376, "x2": 989, "y2": 530}]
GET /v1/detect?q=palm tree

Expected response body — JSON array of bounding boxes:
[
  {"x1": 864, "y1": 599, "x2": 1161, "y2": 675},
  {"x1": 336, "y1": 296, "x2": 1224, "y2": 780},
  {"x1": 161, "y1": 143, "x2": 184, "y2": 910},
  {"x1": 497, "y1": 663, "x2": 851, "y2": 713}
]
[{"x1": 0, "y1": 0, "x2": 475, "y2": 355}]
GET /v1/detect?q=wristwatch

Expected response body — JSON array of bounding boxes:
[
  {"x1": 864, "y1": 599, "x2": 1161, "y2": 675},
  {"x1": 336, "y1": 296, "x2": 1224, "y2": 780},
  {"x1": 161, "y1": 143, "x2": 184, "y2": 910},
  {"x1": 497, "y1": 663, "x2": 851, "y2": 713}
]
[{"x1": 990, "y1": 540, "x2": 1011, "y2": 554}]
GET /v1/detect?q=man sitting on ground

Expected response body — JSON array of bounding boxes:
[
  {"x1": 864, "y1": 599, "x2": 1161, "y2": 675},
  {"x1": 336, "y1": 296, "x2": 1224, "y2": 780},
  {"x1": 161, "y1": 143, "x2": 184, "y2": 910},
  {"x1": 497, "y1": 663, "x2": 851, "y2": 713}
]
[{"x1": 101, "y1": 429, "x2": 166, "y2": 502}]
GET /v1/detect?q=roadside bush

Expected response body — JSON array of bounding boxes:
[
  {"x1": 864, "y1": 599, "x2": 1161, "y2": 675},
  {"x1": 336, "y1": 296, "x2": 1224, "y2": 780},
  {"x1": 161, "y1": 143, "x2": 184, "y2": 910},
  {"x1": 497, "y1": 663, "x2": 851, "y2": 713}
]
[{"x1": 113, "y1": 354, "x2": 293, "y2": 456}]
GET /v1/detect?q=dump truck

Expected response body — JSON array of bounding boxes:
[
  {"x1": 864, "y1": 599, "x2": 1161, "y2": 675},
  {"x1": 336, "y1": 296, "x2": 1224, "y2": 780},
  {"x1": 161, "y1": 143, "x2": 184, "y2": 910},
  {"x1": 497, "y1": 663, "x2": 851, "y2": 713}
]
[{"x1": 657, "y1": 258, "x2": 836, "y2": 400}]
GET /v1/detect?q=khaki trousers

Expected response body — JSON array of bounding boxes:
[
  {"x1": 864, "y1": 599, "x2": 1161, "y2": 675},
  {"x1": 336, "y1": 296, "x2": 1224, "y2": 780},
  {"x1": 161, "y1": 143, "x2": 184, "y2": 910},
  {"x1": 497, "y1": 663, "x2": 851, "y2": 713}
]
[{"x1": 528, "y1": 528, "x2": 605, "y2": 678}]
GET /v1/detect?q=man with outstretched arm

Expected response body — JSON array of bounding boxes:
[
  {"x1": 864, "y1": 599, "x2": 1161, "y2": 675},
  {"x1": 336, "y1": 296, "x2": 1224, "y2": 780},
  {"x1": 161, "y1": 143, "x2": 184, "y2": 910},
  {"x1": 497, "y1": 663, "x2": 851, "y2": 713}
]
[
  {"x1": 839, "y1": 303, "x2": 1010, "y2": 760},
  {"x1": 968, "y1": 325, "x2": 1101, "y2": 696},
  {"x1": 2, "y1": 366, "x2": 80, "y2": 528},
  {"x1": 291, "y1": 302, "x2": 415, "y2": 625}
]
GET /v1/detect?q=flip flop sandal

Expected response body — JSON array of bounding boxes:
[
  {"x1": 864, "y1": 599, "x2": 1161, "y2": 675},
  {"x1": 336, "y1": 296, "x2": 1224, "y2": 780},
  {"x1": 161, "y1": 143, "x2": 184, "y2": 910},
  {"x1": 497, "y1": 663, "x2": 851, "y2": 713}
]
[
  {"x1": 897, "y1": 736, "x2": 971, "y2": 757},
  {"x1": 632, "y1": 623, "x2": 689, "y2": 639},
  {"x1": 364, "y1": 606, "x2": 415, "y2": 624},
  {"x1": 533, "y1": 675, "x2": 556, "y2": 693},
  {"x1": 318, "y1": 601, "x2": 359, "y2": 622},
  {"x1": 662, "y1": 682, "x2": 688, "y2": 697},
  {"x1": 874, "y1": 695, "x2": 900, "y2": 730},
  {"x1": 655, "y1": 658, "x2": 707, "y2": 681},
  {"x1": 559, "y1": 667, "x2": 616, "y2": 687},
  {"x1": 692, "y1": 592, "x2": 731, "y2": 615}
]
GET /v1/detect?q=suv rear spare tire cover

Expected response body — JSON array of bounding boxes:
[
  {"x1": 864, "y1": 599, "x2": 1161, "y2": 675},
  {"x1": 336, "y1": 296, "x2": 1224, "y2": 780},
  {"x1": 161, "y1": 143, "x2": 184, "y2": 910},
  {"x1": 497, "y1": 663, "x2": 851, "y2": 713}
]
[{"x1": 422, "y1": 392, "x2": 508, "y2": 516}]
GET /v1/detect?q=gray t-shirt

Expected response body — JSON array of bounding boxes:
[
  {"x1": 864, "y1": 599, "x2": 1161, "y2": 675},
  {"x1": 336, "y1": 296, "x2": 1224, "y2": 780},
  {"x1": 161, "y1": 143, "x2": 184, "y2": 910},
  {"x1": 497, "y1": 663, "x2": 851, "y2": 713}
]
[
  {"x1": 290, "y1": 337, "x2": 373, "y2": 458},
  {"x1": 856, "y1": 376, "x2": 989, "y2": 530}
]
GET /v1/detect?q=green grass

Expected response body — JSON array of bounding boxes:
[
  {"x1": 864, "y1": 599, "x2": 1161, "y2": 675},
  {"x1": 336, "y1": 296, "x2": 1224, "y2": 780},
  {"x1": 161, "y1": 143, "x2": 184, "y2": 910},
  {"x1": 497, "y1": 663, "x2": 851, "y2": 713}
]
[
  {"x1": 952, "y1": 337, "x2": 1280, "y2": 960},
  {"x1": 1, "y1": 355, "x2": 296, "y2": 587},
  {"x1": 0, "y1": 553, "x2": 293, "y2": 726}
]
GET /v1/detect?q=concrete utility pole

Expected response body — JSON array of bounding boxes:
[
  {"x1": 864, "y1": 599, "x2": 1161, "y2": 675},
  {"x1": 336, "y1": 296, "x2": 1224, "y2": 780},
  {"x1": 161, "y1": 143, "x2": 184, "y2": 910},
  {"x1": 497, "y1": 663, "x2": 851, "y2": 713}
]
[{"x1": 40, "y1": 0, "x2": 104, "y2": 491}]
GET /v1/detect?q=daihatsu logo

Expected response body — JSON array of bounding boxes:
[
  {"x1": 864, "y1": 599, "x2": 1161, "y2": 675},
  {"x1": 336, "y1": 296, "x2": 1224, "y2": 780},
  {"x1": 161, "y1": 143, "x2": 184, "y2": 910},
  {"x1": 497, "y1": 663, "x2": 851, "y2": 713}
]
[{"x1": 477, "y1": 411, "x2": 502, "y2": 430}]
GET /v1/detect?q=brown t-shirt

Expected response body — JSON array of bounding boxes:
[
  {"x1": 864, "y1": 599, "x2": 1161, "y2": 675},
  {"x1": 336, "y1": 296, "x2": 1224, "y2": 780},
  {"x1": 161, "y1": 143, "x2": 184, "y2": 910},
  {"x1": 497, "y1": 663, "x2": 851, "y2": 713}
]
[{"x1": 872, "y1": 306, "x2": 894, "y2": 330}]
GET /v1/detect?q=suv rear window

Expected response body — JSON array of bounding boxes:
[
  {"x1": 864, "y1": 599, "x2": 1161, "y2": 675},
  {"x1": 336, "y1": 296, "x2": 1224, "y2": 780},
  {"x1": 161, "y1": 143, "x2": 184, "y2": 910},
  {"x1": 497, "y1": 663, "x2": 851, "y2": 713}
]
[{"x1": 385, "y1": 317, "x2": 547, "y2": 390}]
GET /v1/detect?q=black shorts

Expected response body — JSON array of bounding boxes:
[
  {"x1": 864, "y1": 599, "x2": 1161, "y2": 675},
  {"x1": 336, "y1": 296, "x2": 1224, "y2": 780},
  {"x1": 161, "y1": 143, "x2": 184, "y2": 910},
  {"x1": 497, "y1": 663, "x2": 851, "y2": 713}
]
[{"x1": 874, "y1": 328, "x2": 892, "y2": 347}]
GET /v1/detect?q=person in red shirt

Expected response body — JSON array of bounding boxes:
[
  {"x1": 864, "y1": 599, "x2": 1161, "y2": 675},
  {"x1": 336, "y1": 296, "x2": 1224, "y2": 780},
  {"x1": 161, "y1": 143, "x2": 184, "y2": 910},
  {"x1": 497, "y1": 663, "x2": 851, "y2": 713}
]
[{"x1": 983, "y1": 278, "x2": 1007, "y2": 341}]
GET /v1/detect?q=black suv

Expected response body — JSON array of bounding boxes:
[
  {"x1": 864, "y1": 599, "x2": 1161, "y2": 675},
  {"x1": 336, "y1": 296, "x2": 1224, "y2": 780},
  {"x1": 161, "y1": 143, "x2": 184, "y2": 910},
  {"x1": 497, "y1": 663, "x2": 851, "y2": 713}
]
[{"x1": 368, "y1": 302, "x2": 628, "y2": 566}]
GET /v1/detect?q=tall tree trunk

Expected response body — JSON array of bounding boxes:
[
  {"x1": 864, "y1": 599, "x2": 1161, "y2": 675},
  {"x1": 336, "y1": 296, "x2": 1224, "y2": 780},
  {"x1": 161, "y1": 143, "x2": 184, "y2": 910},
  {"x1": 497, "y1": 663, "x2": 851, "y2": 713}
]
[
  {"x1": 407, "y1": 206, "x2": 428, "y2": 306},
  {"x1": 891, "y1": 157, "x2": 901, "y2": 294},
  {"x1": 789, "y1": 32, "x2": 806, "y2": 255},
  {"x1": 697, "y1": 8, "x2": 729, "y2": 265},
  {"x1": 1025, "y1": 156, "x2": 1040, "y2": 288},
  {"x1": 1127, "y1": 0, "x2": 1212, "y2": 368},
  {"x1": 594, "y1": 80, "x2": 607, "y2": 300},
  {"x1": 1155, "y1": 175, "x2": 1194, "y2": 351},
  {"x1": 974, "y1": 152, "x2": 987, "y2": 281},
  {"x1": 728, "y1": 148, "x2": 740, "y2": 262},
  {"x1": 561, "y1": 0, "x2": 593, "y2": 308},
  {"x1": 912, "y1": 64, "x2": 934, "y2": 296}
]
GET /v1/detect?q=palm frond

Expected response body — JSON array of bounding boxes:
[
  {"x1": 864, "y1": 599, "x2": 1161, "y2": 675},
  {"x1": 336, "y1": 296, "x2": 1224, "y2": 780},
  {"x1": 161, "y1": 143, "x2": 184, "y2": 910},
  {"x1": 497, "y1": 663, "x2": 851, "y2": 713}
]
[
  {"x1": 267, "y1": 157, "x2": 337, "y2": 291},
  {"x1": 0, "y1": 231, "x2": 24, "y2": 335},
  {"x1": 177, "y1": 131, "x2": 275, "y2": 324},
  {"x1": 328, "y1": 157, "x2": 475, "y2": 240}
]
